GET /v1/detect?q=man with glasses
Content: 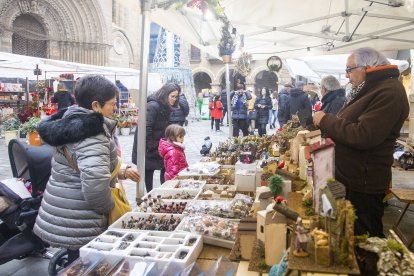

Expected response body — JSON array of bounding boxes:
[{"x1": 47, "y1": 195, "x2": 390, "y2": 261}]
[{"x1": 313, "y1": 47, "x2": 409, "y2": 237}]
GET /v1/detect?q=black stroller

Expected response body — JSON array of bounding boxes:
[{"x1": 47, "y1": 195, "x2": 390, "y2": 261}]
[{"x1": 0, "y1": 139, "x2": 54, "y2": 267}]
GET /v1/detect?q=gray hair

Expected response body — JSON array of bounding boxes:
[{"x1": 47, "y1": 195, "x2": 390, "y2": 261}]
[
  {"x1": 321, "y1": 75, "x2": 341, "y2": 91},
  {"x1": 352, "y1": 47, "x2": 390, "y2": 67}
]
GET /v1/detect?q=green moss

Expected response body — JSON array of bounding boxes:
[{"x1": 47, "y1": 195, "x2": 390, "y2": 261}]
[
  {"x1": 305, "y1": 208, "x2": 315, "y2": 216},
  {"x1": 339, "y1": 238, "x2": 349, "y2": 265},
  {"x1": 354, "y1": 234, "x2": 369, "y2": 244},
  {"x1": 258, "y1": 260, "x2": 269, "y2": 270},
  {"x1": 258, "y1": 242, "x2": 266, "y2": 258},
  {"x1": 387, "y1": 239, "x2": 404, "y2": 253},
  {"x1": 326, "y1": 178, "x2": 336, "y2": 184},
  {"x1": 302, "y1": 198, "x2": 313, "y2": 208}
]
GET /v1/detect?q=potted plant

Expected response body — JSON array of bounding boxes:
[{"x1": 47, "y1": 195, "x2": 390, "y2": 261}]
[
  {"x1": 3, "y1": 116, "x2": 20, "y2": 145},
  {"x1": 218, "y1": 19, "x2": 236, "y2": 63},
  {"x1": 118, "y1": 116, "x2": 133, "y2": 135},
  {"x1": 20, "y1": 116, "x2": 42, "y2": 146}
]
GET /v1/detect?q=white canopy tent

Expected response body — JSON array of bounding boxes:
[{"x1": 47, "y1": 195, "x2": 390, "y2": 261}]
[
  {"x1": 150, "y1": 0, "x2": 414, "y2": 59},
  {"x1": 0, "y1": 52, "x2": 163, "y2": 91},
  {"x1": 285, "y1": 54, "x2": 410, "y2": 85}
]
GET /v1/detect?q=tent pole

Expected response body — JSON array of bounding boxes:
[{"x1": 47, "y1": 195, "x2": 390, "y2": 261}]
[
  {"x1": 225, "y1": 63, "x2": 232, "y2": 138},
  {"x1": 136, "y1": 0, "x2": 151, "y2": 202},
  {"x1": 408, "y1": 50, "x2": 414, "y2": 142}
]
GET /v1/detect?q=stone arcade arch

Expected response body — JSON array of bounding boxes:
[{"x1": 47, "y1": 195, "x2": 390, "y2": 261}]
[
  {"x1": 12, "y1": 13, "x2": 47, "y2": 58},
  {"x1": 193, "y1": 71, "x2": 212, "y2": 95},
  {"x1": 0, "y1": 0, "x2": 109, "y2": 65},
  {"x1": 254, "y1": 70, "x2": 278, "y2": 94}
]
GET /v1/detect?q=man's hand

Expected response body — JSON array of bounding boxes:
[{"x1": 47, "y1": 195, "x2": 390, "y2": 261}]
[{"x1": 313, "y1": 111, "x2": 326, "y2": 127}]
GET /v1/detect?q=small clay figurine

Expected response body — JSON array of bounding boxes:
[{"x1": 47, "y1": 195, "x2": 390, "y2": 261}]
[{"x1": 293, "y1": 217, "x2": 310, "y2": 257}]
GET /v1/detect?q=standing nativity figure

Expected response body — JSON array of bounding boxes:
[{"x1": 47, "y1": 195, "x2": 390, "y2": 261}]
[{"x1": 294, "y1": 217, "x2": 310, "y2": 257}]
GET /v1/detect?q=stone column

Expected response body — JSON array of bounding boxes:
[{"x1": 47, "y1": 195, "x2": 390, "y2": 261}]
[
  {"x1": 0, "y1": 30, "x2": 13, "y2": 52},
  {"x1": 210, "y1": 82, "x2": 221, "y2": 94}
]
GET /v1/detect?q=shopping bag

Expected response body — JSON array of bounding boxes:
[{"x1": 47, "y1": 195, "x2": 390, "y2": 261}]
[{"x1": 108, "y1": 181, "x2": 132, "y2": 224}]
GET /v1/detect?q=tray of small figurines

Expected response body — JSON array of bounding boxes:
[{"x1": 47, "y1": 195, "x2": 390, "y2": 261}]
[
  {"x1": 58, "y1": 252, "x2": 124, "y2": 276},
  {"x1": 176, "y1": 215, "x2": 239, "y2": 249},
  {"x1": 161, "y1": 179, "x2": 206, "y2": 189},
  {"x1": 143, "y1": 188, "x2": 201, "y2": 202},
  {"x1": 178, "y1": 162, "x2": 220, "y2": 177},
  {"x1": 183, "y1": 194, "x2": 253, "y2": 220},
  {"x1": 198, "y1": 184, "x2": 237, "y2": 200},
  {"x1": 80, "y1": 229, "x2": 203, "y2": 271},
  {"x1": 135, "y1": 198, "x2": 188, "y2": 214},
  {"x1": 109, "y1": 212, "x2": 185, "y2": 232}
]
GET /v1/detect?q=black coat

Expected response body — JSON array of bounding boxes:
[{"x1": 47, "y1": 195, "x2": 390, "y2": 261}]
[
  {"x1": 51, "y1": 91, "x2": 75, "y2": 110},
  {"x1": 277, "y1": 89, "x2": 290, "y2": 125},
  {"x1": 220, "y1": 89, "x2": 228, "y2": 109},
  {"x1": 289, "y1": 88, "x2": 312, "y2": 126},
  {"x1": 254, "y1": 96, "x2": 272, "y2": 124},
  {"x1": 170, "y1": 94, "x2": 190, "y2": 125},
  {"x1": 132, "y1": 96, "x2": 171, "y2": 170},
  {"x1": 321, "y1": 88, "x2": 346, "y2": 115}
]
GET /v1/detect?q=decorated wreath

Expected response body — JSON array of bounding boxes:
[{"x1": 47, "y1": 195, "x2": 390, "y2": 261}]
[{"x1": 267, "y1": 56, "x2": 283, "y2": 72}]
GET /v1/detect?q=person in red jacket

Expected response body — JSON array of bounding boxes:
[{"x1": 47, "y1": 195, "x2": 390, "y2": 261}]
[
  {"x1": 209, "y1": 95, "x2": 224, "y2": 132},
  {"x1": 158, "y1": 124, "x2": 189, "y2": 181}
]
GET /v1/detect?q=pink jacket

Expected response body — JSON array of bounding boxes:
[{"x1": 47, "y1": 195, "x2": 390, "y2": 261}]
[{"x1": 158, "y1": 138, "x2": 188, "y2": 181}]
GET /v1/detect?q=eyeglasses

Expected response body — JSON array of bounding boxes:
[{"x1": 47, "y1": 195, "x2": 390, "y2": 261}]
[{"x1": 345, "y1": 66, "x2": 363, "y2": 74}]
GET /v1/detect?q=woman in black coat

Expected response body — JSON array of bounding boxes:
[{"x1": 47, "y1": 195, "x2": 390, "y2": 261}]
[
  {"x1": 132, "y1": 83, "x2": 179, "y2": 192},
  {"x1": 254, "y1": 88, "x2": 272, "y2": 136},
  {"x1": 169, "y1": 84, "x2": 190, "y2": 126}
]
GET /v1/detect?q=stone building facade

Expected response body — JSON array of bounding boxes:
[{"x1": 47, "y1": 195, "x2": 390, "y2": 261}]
[
  {"x1": 0, "y1": 0, "x2": 292, "y2": 95},
  {"x1": 0, "y1": 0, "x2": 141, "y2": 67}
]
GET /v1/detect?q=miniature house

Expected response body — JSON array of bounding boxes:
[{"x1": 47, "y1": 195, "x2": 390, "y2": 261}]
[
  {"x1": 307, "y1": 138, "x2": 335, "y2": 212},
  {"x1": 257, "y1": 209, "x2": 287, "y2": 266}
]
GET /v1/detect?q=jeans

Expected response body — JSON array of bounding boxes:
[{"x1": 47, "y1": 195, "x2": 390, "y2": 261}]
[
  {"x1": 269, "y1": 110, "x2": 277, "y2": 125},
  {"x1": 211, "y1": 118, "x2": 220, "y2": 131},
  {"x1": 258, "y1": 123, "x2": 267, "y2": 136},
  {"x1": 232, "y1": 119, "x2": 249, "y2": 137},
  {"x1": 145, "y1": 168, "x2": 165, "y2": 192}
]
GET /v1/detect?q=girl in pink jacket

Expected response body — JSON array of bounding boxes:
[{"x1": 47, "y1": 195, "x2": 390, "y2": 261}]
[{"x1": 158, "y1": 124, "x2": 189, "y2": 181}]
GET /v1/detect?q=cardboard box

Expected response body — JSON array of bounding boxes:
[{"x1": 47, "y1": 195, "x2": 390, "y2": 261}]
[{"x1": 235, "y1": 173, "x2": 256, "y2": 192}]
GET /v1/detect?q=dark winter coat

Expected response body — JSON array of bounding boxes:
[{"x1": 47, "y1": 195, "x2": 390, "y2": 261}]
[
  {"x1": 158, "y1": 138, "x2": 188, "y2": 181},
  {"x1": 277, "y1": 89, "x2": 290, "y2": 126},
  {"x1": 170, "y1": 94, "x2": 190, "y2": 125},
  {"x1": 230, "y1": 91, "x2": 252, "y2": 120},
  {"x1": 33, "y1": 106, "x2": 118, "y2": 250},
  {"x1": 320, "y1": 66, "x2": 409, "y2": 194},
  {"x1": 321, "y1": 88, "x2": 346, "y2": 115},
  {"x1": 254, "y1": 96, "x2": 272, "y2": 124},
  {"x1": 220, "y1": 89, "x2": 228, "y2": 110},
  {"x1": 51, "y1": 91, "x2": 75, "y2": 110},
  {"x1": 288, "y1": 88, "x2": 312, "y2": 126},
  {"x1": 132, "y1": 95, "x2": 171, "y2": 170}
]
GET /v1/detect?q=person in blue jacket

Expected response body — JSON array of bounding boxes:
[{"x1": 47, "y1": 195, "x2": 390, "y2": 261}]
[{"x1": 230, "y1": 83, "x2": 252, "y2": 137}]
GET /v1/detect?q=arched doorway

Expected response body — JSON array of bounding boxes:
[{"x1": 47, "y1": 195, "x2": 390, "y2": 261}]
[
  {"x1": 193, "y1": 72, "x2": 212, "y2": 95},
  {"x1": 255, "y1": 70, "x2": 278, "y2": 94},
  {"x1": 12, "y1": 14, "x2": 47, "y2": 58},
  {"x1": 220, "y1": 71, "x2": 246, "y2": 91}
]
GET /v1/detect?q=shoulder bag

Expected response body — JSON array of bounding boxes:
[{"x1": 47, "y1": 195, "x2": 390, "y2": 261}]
[{"x1": 63, "y1": 147, "x2": 131, "y2": 225}]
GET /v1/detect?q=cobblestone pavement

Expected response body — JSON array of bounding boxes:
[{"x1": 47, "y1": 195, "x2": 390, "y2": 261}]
[{"x1": 0, "y1": 119, "x2": 413, "y2": 275}]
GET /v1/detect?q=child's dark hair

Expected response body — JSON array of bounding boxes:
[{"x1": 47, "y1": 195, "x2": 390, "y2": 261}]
[
  {"x1": 165, "y1": 124, "x2": 186, "y2": 142},
  {"x1": 75, "y1": 75, "x2": 119, "y2": 109}
]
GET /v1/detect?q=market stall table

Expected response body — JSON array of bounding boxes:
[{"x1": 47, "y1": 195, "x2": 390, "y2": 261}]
[{"x1": 391, "y1": 188, "x2": 414, "y2": 247}]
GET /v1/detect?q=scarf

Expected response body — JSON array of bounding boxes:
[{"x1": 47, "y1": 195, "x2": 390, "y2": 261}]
[
  {"x1": 345, "y1": 81, "x2": 365, "y2": 104},
  {"x1": 231, "y1": 91, "x2": 247, "y2": 108}
]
